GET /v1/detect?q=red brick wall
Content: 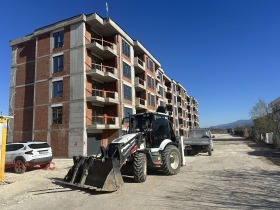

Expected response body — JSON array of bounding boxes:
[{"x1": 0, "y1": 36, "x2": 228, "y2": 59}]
[
  {"x1": 17, "y1": 40, "x2": 36, "y2": 64},
  {"x1": 37, "y1": 33, "x2": 50, "y2": 57},
  {"x1": 36, "y1": 56, "x2": 50, "y2": 81},
  {"x1": 86, "y1": 102, "x2": 92, "y2": 125},
  {"x1": 50, "y1": 130, "x2": 69, "y2": 157},
  {"x1": 34, "y1": 131, "x2": 48, "y2": 141},
  {"x1": 13, "y1": 132, "x2": 33, "y2": 142},
  {"x1": 35, "y1": 81, "x2": 49, "y2": 105},
  {"x1": 14, "y1": 85, "x2": 34, "y2": 108},
  {"x1": 14, "y1": 108, "x2": 33, "y2": 132},
  {"x1": 102, "y1": 129, "x2": 119, "y2": 146},
  {"x1": 16, "y1": 62, "x2": 35, "y2": 85},
  {"x1": 34, "y1": 106, "x2": 48, "y2": 130}
]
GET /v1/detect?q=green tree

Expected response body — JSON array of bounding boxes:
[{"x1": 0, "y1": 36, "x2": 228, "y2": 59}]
[{"x1": 249, "y1": 99, "x2": 276, "y2": 136}]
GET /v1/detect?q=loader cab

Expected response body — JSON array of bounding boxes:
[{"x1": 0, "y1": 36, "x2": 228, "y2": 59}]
[{"x1": 128, "y1": 112, "x2": 177, "y2": 148}]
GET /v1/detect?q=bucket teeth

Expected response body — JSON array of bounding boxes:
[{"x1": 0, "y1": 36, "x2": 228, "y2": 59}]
[{"x1": 63, "y1": 156, "x2": 124, "y2": 191}]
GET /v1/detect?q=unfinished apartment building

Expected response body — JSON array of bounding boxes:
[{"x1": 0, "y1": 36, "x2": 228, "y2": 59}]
[{"x1": 9, "y1": 13, "x2": 199, "y2": 157}]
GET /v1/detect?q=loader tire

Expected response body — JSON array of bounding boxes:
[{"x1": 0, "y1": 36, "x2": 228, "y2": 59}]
[
  {"x1": 162, "y1": 145, "x2": 181, "y2": 175},
  {"x1": 133, "y1": 153, "x2": 147, "y2": 183}
]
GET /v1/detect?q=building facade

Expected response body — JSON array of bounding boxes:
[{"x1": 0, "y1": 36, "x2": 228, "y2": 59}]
[
  {"x1": 9, "y1": 13, "x2": 199, "y2": 157},
  {"x1": 270, "y1": 97, "x2": 280, "y2": 131}
]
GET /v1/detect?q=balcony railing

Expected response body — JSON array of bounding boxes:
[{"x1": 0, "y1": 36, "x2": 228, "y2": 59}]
[
  {"x1": 85, "y1": 36, "x2": 117, "y2": 59},
  {"x1": 136, "y1": 97, "x2": 147, "y2": 107},
  {"x1": 89, "y1": 63, "x2": 116, "y2": 74},
  {"x1": 91, "y1": 89, "x2": 117, "y2": 99},
  {"x1": 135, "y1": 77, "x2": 145, "y2": 86},
  {"x1": 85, "y1": 37, "x2": 115, "y2": 49},
  {"x1": 86, "y1": 115, "x2": 119, "y2": 126}
]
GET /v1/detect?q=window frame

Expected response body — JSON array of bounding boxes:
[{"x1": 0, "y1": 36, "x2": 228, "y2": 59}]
[
  {"x1": 123, "y1": 61, "x2": 131, "y2": 79},
  {"x1": 122, "y1": 40, "x2": 130, "y2": 58},
  {"x1": 53, "y1": 31, "x2": 64, "y2": 48},
  {"x1": 124, "y1": 84, "x2": 132, "y2": 101},
  {"x1": 53, "y1": 55, "x2": 64, "y2": 73},
  {"x1": 52, "y1": 106, "x2": 63, "y2": 124},
  {"x1": 52, "y1": 80, "x2": 63, "y2": 98}
]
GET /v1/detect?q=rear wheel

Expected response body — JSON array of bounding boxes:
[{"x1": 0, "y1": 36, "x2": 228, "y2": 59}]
[
  {"x1": 133, "y1": 153, "x2": 147, "y2": 183},
  {"x1": 14, "y1": 159, "x2": 27, "y2": 174},
  {"x1": 162, "y1": 145, "x2": 181, "y2": 175}
]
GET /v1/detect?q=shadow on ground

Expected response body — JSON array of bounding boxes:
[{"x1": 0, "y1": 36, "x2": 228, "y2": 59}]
[
  {"x1": 160, "y1": 169, "x2": 280, "y2": 209},
  {"x1": 247, "y1": 140, "x2": 280, "y2": 166}
]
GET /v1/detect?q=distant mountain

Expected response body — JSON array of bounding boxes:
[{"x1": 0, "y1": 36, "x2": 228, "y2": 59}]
[{"x1": 210, "y1": 119, "x2": 253, "y2": 129}]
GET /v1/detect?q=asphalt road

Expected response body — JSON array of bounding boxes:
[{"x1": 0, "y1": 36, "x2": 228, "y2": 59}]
[{"x1": 1, "y1": 134, "x2": 280, "y2": 210}]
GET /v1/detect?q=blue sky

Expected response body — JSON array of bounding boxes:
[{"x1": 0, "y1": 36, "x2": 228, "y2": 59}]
[{"x1": 1, "y1": 0, "x2": 280, "y2": 127}]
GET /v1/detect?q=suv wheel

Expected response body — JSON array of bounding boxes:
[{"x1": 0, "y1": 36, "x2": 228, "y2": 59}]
[{"x1": 14, "y1": 159, "x2": 27, "y2": 174}]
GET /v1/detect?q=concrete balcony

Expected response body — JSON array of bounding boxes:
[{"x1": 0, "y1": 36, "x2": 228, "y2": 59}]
[
  {"x1": 156, "y1": 74, "x2": 161, "y2": 82},
  {"x1": 135, "y1": 77, "x2": 146, "y2": 91},
  {"x1": 166, "y1": 87, "x2": 172, "y2": 93},
  {"x1": 135, "y1": 98, "x2": 147, "y2": 110},
  {"x1": 156, "y1": 89, "x2": 163, "y2": 98},
  {"x1": 167, "y1": 99, "x2": 173, "y2": 106},
  {"x1": 86, "y1": 115, "x2": 120, "y2": 130},
  {"x1": 179, "y1": 113, "x2": 183, "y2": 118},
  {"x1": 179, "y1": 124, "x2": 184, "y2": 129},
  {"x1": 86, "y1": 37, "x2": 117, "y2": 59},
  {"x1": 86, "y1": 63, "x2": 118, "y2": 82},
  {"x1": 134, "y1": 57, "x2": 145, "y2": 74},
  {"x1": 86, "y1": 89, "x2": 118, "y2": 105},
  {"x1": 177, "y1": 102, "x2": 181, "y2": 107}
]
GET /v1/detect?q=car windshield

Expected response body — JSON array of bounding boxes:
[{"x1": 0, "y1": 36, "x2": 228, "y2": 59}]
[
  {"x1": 189, "y1": 130, "x2": 209, "y2": 138},
  {"x1": 28, "y1": 143, "x2": 50, "y2": 149},
  {"x1": 130, "y1": 114, "x2": 152, "y2": 133}
]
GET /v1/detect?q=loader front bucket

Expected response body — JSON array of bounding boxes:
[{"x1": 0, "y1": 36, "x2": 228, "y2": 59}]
[{"x1": 63, "y1": 156, "x2": 124, "y2": 192}]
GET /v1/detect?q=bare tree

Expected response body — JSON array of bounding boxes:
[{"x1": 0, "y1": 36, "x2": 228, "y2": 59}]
[{"x1": 249, "y1": 99, "x2": 276, "y2": 138}]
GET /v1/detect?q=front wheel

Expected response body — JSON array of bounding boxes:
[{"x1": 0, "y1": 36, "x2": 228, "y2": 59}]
[
  {"x1": 133, "y1": 153, "x2": 147, "y2": 183},
  {"x1": 208, "y1": 146, "x2": 212, "y2": 156},
  {"x1": 162, "y1": 145, "x2": 181, "y2": 175}
]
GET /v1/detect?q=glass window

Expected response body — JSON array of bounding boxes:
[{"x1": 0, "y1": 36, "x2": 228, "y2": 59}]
[
  {"x1": 53, "y1": 81, "x2": 63, "y2": 98},
  {"x1": 174, "y1": 96, "x2": 177, "y2": 103},
  {"x1": 124, "y1": 84, "x2": 132, "y2": 100},
  {"x1": 158, "y1": 71, "x2": 162, "y2": 82},
  {"x1": 53, "y1": 55, "x2": 64, "y2": 73},
  {"x1": 148, "y1": 93, "x2": 155, "y2": 107},
  {"x1": 92, "y1": 105, "x2": 104, "y2": 124},
  {"x1": 29, "y1": 143, "x2": 50, "y2": 149},
  {"x1": 6, "y1": 144, "x2": 24, "y2": 152},
  {"x1": 122, "y1": 40, "x2": 130, "y2": 57},
  {"x1": 123, "y1": 62, "x2": 131, "y2": 79},
  {"x1": 151, "y1": 95, "x2": 155, "y2": 106},
  {"x1": 147, "y1": 76, "x2": 154, "y2": 89},
  {"x1": 52, "y1": 106, "x2": 62, "y2": 124},
  {"x1": 149, "y1": 60, "x2": 153, "y2": 72},
  {"x1": 53, "y1": 31, "x2": 64, "y2": 48},
  {"x1": 159, "y1": 86, "x2": 163, "y2": 96}
]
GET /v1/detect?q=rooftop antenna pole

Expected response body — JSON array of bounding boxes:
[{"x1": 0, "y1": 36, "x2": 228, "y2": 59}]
[{"x1": 106, "y1": 2, "x2": 109, "y2": 19}]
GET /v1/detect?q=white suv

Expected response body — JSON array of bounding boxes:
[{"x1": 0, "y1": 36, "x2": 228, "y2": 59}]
[{"x1": 5, "y1": 142, "x2": 53, "y2": 173}]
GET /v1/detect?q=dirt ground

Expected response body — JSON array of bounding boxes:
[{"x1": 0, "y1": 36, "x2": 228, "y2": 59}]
[{"x1": 1, "y1": 134, "x2": 280, "y2": 210}]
